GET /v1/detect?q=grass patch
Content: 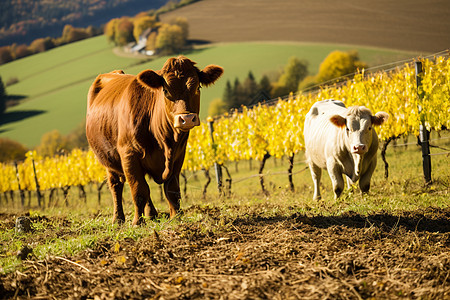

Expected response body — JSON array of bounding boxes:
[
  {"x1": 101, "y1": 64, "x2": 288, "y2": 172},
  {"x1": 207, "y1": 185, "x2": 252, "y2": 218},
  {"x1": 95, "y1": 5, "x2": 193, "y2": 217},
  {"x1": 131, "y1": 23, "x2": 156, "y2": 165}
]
[{"x1": 1, "y1": 132, "x2": 448, "y2": 275}]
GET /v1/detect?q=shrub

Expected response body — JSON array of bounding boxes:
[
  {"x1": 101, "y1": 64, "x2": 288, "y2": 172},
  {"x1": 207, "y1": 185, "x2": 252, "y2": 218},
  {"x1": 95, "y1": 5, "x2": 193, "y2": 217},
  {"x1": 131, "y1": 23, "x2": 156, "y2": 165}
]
[
  {"x1": 115, "y1": 18, "x2": 135, "y2": 46},
  {"x1": 272, "y1": 57, "x2": 308, "y2": 97},
  {"x1": 316, "y1": 50, "x2": 367, "y2": 84},
  {"x1": 208, "y1": 99, "x2": 228, "y2": 117},
  {"x1": 0, "y1": 138, "x2": 27, "y2": 162},
  {"x1": 0, "y1": 46, "x2": 13, "y2": 65},
  {"x1": 169, "y1": 17, "x2": 189, "y2": 42},
  {"x1": 5, "y1": 77, "x2": 19, "y2": 86},
  {"x1": 155, "y1": 23, "x2": 184, "y2": 54},
  {"x1": 133, "y1": 15, "x2": 158, "y2": 42},
  {"x1": 61, "y1": 25, "x2": 91, "y2": 44},
  {"x1": 13, "y1": 44, "x2": 33, "y2": 59},
  {"x1": 104, "y1": 18, "x2": 119, "y2": 44},
  {"x1": 298, "y1": 75, "x2": 318, "y2": 91},
  {"x1": 35, "y1": 130, "x2": 69, "y2": 157}
]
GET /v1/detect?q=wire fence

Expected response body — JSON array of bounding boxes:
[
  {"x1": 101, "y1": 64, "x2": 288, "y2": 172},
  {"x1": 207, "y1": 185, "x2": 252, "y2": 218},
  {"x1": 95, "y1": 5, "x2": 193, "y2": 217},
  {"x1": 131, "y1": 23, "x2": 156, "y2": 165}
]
[{"x1": 217, "y1": 49, "x2": 450, "y2": 119}]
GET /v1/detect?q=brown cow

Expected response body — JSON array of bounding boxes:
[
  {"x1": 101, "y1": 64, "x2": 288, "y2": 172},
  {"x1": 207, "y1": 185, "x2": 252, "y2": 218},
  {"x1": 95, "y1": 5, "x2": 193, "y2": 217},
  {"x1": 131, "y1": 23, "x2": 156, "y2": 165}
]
[{"x1": 86, "y1": 56, "x2": 223, "y2": 225}]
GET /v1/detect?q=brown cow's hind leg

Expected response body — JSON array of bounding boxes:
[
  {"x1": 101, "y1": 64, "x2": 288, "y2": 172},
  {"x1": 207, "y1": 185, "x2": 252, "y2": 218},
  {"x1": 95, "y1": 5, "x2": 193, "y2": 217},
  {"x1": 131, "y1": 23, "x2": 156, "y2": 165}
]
[
  {"x1": 164, "y1": 176, "x2": 181, "y2": 218},
  {"x1": 107, "y1": 170, "x2": 125, "y2": 224},
  {"x1": 121, "y1": 156, "x2": 157, "y2": 225},
  {"x1": 144, "y1": 197, "x2": 158, "y2": 219}
]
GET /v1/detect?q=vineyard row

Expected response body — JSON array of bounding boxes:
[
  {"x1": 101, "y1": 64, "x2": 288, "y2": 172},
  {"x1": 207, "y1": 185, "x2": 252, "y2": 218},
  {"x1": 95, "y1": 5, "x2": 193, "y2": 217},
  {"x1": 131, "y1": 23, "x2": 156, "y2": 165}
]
[{"x1": 1, "y1": 55, "x2": 449, "y2": 197}]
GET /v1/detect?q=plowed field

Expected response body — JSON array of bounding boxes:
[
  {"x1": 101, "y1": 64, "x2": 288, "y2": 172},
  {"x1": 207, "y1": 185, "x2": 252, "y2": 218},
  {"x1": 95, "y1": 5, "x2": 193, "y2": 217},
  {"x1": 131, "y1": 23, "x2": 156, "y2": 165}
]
[
  {"x1": 1, "y1": 204, "x2": 449, "y2": 299},
  {"x1": 161, "y1": 0, "x2": 450, "y2": 53}
]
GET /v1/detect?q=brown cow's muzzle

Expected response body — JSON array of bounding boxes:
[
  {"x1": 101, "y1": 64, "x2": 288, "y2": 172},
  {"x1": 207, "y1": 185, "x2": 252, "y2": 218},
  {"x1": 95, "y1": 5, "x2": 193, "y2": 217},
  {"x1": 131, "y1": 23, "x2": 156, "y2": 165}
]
[{"x1": 174, "y1": 113, "x2": 200, "y2": 131}]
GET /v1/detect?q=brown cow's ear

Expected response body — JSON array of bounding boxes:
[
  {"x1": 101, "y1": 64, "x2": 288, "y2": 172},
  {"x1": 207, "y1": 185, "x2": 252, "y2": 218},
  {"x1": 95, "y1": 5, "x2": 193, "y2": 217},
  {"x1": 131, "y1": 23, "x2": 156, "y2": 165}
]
[
  {"x1": 199, "y1": 65, "x2": 224, "y2": 87},
  {"x1": 137, "y1": 70, "x2": 164, "y2": 89},
  {"x1": 330, "y1": 115, "x2": 346, "y2": 127},
  {"x1": 372, "y1": 111, "x2": 389, "y2": 126}
]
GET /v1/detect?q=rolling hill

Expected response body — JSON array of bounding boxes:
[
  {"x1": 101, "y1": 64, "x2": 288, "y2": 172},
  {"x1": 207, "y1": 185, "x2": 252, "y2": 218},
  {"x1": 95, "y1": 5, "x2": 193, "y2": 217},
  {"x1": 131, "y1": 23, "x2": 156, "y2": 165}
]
[
  {"x1": 160, "y1": 0, "x2": 450, "y2": 53},
  {"x1": 1, "y1": 0, "x2": 448, "y2": 147}
]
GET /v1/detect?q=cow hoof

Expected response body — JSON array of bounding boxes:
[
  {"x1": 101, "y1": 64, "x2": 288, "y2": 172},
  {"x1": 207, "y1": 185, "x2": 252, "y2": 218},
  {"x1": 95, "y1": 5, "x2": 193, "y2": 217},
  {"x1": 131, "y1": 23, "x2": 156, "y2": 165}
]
[
  {"x1": 169, "y1": 208, "x2": 183, "y2": 219},
  {"x1": 132, "y1": 216, "x2": 145, "y2": 226},
  {"x1": 112, "y1": 216, "x2": 125, "y2": 225},
  {"x1": 334, "y1": 187, "x2": 343, "y2": 199}
]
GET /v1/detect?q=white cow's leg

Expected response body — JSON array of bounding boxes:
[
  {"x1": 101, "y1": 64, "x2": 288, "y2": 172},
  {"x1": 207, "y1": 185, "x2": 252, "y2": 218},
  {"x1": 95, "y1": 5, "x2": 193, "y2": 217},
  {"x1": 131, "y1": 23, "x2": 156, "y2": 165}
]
[
  {"x1": 309, "y1": 163, "x2": 322, "y2": 200},
  {"x1": 346, "y1": 176, "x2": 354, "y2": 190},
  {"x1": 359, "y1": 158, "x2": 377, "y2": 194},
  {"x1": 327, "y1": 160, "x2": 345, "y2": 199}
]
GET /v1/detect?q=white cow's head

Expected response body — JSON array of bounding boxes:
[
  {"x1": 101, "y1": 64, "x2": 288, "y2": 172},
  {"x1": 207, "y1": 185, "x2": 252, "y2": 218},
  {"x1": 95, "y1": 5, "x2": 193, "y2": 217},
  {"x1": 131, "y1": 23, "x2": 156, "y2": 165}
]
[{"x1": 330, "y1": 106, "x2": 389, "y2": 176}]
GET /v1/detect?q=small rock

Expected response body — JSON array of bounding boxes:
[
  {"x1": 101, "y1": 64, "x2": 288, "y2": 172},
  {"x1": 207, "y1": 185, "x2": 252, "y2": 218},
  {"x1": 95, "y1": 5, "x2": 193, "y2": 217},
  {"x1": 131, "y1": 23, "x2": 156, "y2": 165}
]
[
  {"x1": 17, "y1": 246, "x2": 33, "y2": 260},
  {"x1": 15, "y1": 216, "x2": 32, "y2": 233}
]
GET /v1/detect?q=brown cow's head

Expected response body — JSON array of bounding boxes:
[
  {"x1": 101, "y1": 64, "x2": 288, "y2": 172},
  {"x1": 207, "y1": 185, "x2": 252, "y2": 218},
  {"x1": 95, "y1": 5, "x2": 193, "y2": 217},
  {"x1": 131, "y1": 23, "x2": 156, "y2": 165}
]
[{"x1": 137, "y1": 56, "x2": 223, "y2": 131}]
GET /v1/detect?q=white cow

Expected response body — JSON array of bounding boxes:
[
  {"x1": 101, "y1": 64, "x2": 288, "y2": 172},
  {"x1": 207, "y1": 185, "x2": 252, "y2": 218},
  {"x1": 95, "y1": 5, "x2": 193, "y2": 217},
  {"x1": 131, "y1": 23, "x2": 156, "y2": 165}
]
[{"x1": 304, "y1": 100, "x2": 389, "y2": 199}]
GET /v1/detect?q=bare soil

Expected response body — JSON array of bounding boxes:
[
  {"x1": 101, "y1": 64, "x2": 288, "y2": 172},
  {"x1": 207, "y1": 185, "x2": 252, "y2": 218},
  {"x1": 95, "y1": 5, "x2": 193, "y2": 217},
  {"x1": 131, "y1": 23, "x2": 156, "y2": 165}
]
[
  {"x1": 160, "y1": 0, "x2": 450, "y2": 53},
  {"x1": 1, "y1": 204, "x2": 449, "y2": 299}
]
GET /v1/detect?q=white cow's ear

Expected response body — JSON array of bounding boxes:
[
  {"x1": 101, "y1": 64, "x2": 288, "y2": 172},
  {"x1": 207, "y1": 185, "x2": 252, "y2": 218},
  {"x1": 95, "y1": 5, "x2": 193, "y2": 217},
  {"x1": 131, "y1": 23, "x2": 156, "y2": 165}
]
[
  {"x1": 137, "y1": 70, "x2": 164, "y2": 89},
  {"x1": 372, "y1": 111, "x2": 389, "y2": 126},
  {"x1": 330, "y1": 115, "x2": 346, "y2": 128}
]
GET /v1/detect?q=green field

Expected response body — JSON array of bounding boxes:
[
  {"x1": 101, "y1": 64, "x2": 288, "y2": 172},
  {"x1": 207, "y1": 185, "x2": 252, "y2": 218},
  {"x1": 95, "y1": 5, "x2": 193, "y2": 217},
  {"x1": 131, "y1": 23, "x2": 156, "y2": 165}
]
[{"x1": 0, "y1": 35, "x2": 419, "y2": 147}]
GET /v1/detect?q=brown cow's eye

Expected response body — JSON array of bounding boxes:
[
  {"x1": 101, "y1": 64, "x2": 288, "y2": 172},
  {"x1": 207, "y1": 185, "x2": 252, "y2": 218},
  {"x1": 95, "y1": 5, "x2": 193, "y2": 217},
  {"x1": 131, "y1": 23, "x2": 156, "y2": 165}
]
[{"x1": 163, "y1": 88, "x2": 172, "y2": 98}]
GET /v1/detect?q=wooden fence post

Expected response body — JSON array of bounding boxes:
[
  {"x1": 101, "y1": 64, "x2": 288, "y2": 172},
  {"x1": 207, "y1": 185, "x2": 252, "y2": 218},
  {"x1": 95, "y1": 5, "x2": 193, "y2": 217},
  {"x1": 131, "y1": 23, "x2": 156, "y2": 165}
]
[
  {"x1": 14, "y1": 162, "x2": 25, "y2": 206},
  {"x1": 415, "y1": 61, "x2": 432, "y2": 184},
  {"x1": 207, "y1": 118, "x2": 223, "y2": 194},
  {"x1": 31, "y1": 157, "x2": 42, "y2": 207}
]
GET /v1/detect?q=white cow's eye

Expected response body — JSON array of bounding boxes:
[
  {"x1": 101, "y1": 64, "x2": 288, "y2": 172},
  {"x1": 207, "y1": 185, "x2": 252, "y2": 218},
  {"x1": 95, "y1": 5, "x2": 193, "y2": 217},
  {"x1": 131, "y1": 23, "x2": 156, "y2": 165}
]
[{"x1": 368, "y1": 127, "x2": 372, "y2": 131}]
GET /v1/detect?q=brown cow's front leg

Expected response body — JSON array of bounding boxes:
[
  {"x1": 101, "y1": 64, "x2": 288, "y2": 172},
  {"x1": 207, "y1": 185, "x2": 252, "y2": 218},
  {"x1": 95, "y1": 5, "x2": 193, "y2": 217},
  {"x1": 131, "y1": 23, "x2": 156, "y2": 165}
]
[
  {"x1": 164, "y1": 175, "x2": 181, "y2": 218},
  {"x1": 121, "y1": 156, "x2": 157, "y2": 225},
  {"x1": 107, "y1": 170, "x2": 125, "y2": 224}
]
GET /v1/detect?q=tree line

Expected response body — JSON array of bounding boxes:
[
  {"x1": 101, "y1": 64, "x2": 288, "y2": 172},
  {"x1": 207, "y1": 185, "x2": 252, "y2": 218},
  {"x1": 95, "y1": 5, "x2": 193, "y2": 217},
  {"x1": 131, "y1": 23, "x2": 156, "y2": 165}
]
[
  {"x1": 0, "y1": 0, "x2": 198, "y2": 65},
  {"x1": 210, "y1": 50, "x2": 367, "y2": 116},
  {"x1": 104, "y1": 14, "x2": 189, "y2": 55},
  {"x1": 0, "y1": 0, "x2": 197, "y2": 46},
  {"x1": 0, "y1": 24, "x2": 102, "y2": 65}
]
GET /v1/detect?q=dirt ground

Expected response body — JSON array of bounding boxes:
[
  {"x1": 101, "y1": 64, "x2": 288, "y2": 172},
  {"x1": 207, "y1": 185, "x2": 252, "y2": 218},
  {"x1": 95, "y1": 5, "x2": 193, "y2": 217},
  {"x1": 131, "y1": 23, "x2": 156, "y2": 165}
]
[
  {"x1": 160, "y1": 0, "x2": 450, "y2": 53},
  {"x1": 1, "y1": 204, "x2": 449, "y2": 299}
]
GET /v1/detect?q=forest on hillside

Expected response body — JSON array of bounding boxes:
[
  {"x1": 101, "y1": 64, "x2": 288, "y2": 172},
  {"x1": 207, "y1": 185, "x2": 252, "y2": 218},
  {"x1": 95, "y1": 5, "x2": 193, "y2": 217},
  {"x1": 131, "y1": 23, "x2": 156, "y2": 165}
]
[{"x1": 0, "y1": 0, "x2": 169, "y2": 46}]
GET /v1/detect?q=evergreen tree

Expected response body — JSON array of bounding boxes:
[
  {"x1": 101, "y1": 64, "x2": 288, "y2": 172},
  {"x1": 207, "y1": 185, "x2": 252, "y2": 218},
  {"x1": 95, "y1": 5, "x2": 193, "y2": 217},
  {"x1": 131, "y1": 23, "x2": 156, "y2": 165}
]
[
  {"x1": 222, "y1": 80, "x2": 234, "y2": 109},
  {"x1": 259, "y1": 75, "x2": 271, "y2": 96},
  {"x1": 233, "y1": 78, "x2": 244, "y2": 109},
  {"x1": 0, "y1": 76, "x2": 6, "y2": 114},
  {"x1": 242, "y1": 71, "x2": 258, "y2": 104}
]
